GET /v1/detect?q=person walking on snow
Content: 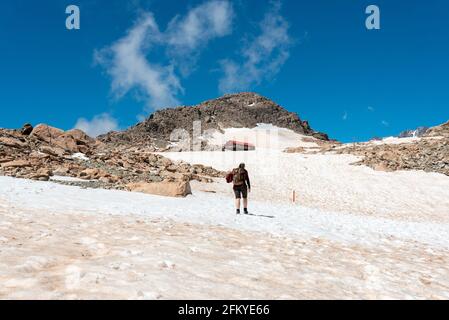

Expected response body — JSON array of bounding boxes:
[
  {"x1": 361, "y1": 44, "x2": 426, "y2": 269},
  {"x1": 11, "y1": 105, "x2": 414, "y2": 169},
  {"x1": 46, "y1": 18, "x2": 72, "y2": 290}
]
[{"x1": 226, "y1": 163, "x2": 251, "y2": 214}]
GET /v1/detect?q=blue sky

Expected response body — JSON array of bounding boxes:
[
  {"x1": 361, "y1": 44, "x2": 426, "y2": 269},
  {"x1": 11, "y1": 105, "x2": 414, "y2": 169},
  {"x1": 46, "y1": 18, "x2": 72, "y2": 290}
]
[{"x1": 0, "y1": 0, "x2": 448, "y2": 142}]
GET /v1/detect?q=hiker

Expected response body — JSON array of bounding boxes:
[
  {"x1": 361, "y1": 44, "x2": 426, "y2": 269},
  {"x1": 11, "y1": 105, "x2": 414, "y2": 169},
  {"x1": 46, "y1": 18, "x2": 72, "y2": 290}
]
[{"x1": 226, "y1": 163, "x2": 251, "y2": 214}]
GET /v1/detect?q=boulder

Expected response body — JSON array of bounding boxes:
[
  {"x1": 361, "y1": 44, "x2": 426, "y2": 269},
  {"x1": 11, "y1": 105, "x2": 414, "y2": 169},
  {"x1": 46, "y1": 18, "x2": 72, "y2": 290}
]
[
  {"x1": 126, "y1": 180, "x2": 192, "y2": 197},
  {"x1": 156, "y1": 156, "x2": 172, "y2": 168},
  {"x1": 30, "y1": 124, "x2": 64, "y2": 142},
  {"x1": 52, "y1": 167, "x2": 67, "y2": 176},
  {"x1": 64, "y1": 129, "x2": 95, "y2": 143},
  {"x1": 160, "y1": 170, "x2": 188, "y2": 181},
  {"x1": 53, "y1": 136, "x2": 79, "y2": 153},
  {"x1": 29, "y1": 168, "x2": 52, "y2": 181},
  {"x1": 372, "y1": 163, "x2": 392, "y2": 172},
  {"x1": 30, "y1": 124, "x2": 95, "y2": 154},
  {"x1": 1, "y1": 160, "x2": 31, "y2": 168},
  {"x1": 284, "y1": 146, "x2": 306, "y2": 153},
  {"x1": 311, "y1": 132, "x2": 329, "y2": 141},
  {"x1": 29, "y1": 151, "x2": 50, "y2": 159},
  {"x1": 79, "y1": 168, "x2": 99, "y2": 179},
  {"x1": 0, "y1": 137, "x2": 26, "y2": 149},
  {"x1": 99, "y1": 177, "x2": 111, "y2": 183},
  {"x1": 78, "y1": 168, "x2": 109, "y2": 180},
  {"x1": 59, "y1": 129, "x2": 97, "y2": 153},
  {"x1": 0, "y1": 157, "x2": 14, "y2": 164},
  {"x1": 21, "y1": 123, "x2": 33, "y2": 136},
  {"x1": 40, "y1": 145, "x2": 65, "y2": 157}
]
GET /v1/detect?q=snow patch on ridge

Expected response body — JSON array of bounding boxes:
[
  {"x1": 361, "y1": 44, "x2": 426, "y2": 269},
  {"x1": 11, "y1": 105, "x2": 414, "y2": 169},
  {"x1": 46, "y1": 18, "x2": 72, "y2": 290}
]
[{"x1": 207, "y1": 123, "x2": 319, "y2": 150}]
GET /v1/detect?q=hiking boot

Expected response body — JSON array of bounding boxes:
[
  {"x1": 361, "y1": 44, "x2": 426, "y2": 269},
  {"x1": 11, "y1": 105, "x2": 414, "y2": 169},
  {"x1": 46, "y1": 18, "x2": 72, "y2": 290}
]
[
  {"x1": 243, "y1": 208, "x2": 248, "y2": 214},
  {"x1": 236, "y1": 209, "x2": 240, "y2": 215}
]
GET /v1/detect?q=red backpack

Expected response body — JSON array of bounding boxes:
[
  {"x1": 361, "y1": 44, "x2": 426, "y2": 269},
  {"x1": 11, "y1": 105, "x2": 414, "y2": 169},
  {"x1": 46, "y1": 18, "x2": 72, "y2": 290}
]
[{"x1": 225, "y1": 172, "x2": 233, "y2": 183}]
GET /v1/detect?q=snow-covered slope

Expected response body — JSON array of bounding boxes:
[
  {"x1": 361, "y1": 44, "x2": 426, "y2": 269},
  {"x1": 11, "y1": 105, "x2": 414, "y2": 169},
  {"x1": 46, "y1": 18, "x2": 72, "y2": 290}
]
[
  {"x1": 1, "y1": 172, "x2": 449, "y2": 299},
  {"x1": 1, "y1": 176, "x2": 448, "y2": 247},
  {"x1": 163, "y1": 150, "x2": 449, "y2": 223},
  {"x1": 1, "y1": 123, "x2": 449, "y2": 299}
]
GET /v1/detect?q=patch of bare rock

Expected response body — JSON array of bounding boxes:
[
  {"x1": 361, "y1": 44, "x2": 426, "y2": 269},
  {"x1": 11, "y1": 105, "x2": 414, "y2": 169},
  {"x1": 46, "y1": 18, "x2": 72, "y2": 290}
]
[
  {"x1": 284, "y1": 137, "x2": 341, "y2": 154},
  {"x1": 424, "y1": 120, "x2": 449, "y2": 138},
  {"x1": 335, "y1": 137, "x2": 449, "y2": 176},
  {"x1": 0, "y1": 123, "x2": 223, "y2": 197},
  {"x1": 280, "y1": 121, "x2": 449, "y2": 177}
]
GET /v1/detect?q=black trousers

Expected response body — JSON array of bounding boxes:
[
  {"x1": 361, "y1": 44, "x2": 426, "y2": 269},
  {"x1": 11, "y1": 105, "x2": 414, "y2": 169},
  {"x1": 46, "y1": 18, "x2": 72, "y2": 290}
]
[{"x1": 233, "y1": 185, "x2": 248, "y2": 199}]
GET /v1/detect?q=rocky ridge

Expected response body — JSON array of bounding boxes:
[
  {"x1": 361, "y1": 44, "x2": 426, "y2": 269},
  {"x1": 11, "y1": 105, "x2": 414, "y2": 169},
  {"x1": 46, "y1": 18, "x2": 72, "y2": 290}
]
[
  {"x1": 281, "y1": 121, "x2": 449, "y2": 177},
  {"x1": 0, "y1": 124, "x2": 223, "y2": 196},
  {"x1": 398, "y1": 126, "x2": 429, "y2": 138},
  {"x1": 334, "y1": 136, "x2": 449, "y2": 176},
  {"x1": 424, "y1": 121, "x2": 449, "y2": 138},
  {"x1": 99, "y1": 92, "x2": 329, "y2": 150}
]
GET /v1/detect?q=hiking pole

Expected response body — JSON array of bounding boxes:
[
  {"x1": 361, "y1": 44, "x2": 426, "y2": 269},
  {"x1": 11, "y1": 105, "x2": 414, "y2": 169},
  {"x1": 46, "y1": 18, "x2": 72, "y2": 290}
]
[{"x1": 292, "y1": 190, "x2": 296, "y2": 203}]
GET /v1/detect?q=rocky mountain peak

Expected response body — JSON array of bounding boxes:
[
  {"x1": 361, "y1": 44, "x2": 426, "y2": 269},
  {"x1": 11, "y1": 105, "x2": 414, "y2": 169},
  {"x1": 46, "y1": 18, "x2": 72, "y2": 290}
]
[{"x1": 100, "y1": 92, "x2": 329, "y2": 148}]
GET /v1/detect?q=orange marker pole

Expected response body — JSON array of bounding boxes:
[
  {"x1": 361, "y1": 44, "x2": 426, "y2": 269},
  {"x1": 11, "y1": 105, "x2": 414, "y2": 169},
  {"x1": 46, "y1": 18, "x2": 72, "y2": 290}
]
[{"x1": 292, "y1": 190, "x2": 296, "y2": 203}]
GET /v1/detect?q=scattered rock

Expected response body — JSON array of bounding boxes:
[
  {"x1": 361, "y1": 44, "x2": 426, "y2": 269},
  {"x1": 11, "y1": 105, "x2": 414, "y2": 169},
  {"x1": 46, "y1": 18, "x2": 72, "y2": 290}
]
[
  {"x1": 1, "y1": 124, "x2": 223, "y2": 194},
  {"x1": 284, "y1": 146, "x2": 306, "y2": 153},
  {"x1": 424, "y1": 121, "x2": 449, "y2": 138},
  {"x1": 1, "y1": 160, "x2": 32, "y2": 168},
  {"x1": 0, "y1": 106, "x2": 242, "y2": 193},
  {"x1": 40, "y1": 145, "x2": 65, "y2": 157},
  {"x1": 0, "y1": 137, "x2": 26, "y2": 149},
  {"x1": 398, "y1": 126, "x2": 428, "y2": 138},
  {"x1": 335, "y1": 137, "x2": 449, "y2": 176},
  {"x1": 0, "y1": 156, "x2": 14, "y2": 163}
]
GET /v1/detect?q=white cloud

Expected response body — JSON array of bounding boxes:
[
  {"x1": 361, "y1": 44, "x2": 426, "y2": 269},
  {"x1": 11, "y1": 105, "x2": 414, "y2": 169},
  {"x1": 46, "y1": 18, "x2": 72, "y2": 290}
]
[
  {"x1": 94, "y1": 13, "x2": 182, "y2": 111},
  {"x1": 342, "y1": 111, "x2": 348, "y2": 121},
  {"x1": 219, "y1": 1, "x2": 292, "y2": 93},
  {"x1": 74, "y1": 113, "x2": 120, "y2": 137},
  {"x1": 95, "y1": 1, "x2": 234, "y2": 112},
  {"x1": 167, "y1": 1, "x2": 233, "y2": 48},
  {"x1": 167, "y1": 0, "x2": 233, "y2": 75},
  {"x1": 381, "y1": 120, "x2": 389, "y2": 127},
  {"x1": 367, "y1": 106, "x2": 375, "y2": 112}
]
